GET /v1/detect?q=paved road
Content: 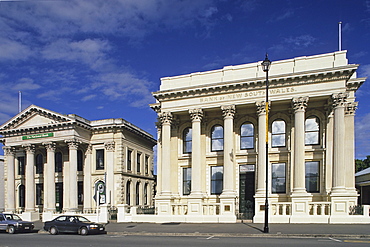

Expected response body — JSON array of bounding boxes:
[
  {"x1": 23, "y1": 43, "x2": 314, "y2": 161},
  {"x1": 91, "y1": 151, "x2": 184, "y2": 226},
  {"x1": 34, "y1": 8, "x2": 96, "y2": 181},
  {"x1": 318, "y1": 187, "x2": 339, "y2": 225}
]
[{"x1": 1, "y1": 233, "x2": 370, "y2": 247}]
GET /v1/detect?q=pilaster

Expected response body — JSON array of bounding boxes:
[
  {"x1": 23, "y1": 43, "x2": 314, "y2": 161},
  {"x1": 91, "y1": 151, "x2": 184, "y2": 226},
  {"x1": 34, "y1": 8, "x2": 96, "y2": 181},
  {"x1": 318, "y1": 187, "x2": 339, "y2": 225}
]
[
  {"x1": 43, "y1": 142, "x2": 56, "y2": 212},
  {"x1": 3, "y1": 146, "x2": 16, "y2": 212}
]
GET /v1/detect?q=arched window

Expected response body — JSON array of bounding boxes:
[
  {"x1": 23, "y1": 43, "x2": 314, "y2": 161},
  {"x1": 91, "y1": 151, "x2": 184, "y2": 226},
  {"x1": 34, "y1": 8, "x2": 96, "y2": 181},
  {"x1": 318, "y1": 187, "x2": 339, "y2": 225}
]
[
  {"x1": 272, "y1": 120, "x2": 286, "y2": 147},
  {"x1": 136, "y1": 182, "x2": 140, "y2": 205},
  {"x1": 240, "y1": 122, "x2": 254, "y2": 149},
  {"x1": 77, "y1": 150, "x2": 83, "y2": 171},
  {"x1": 55, "y1": 152, "x2": 63, "y2": 172},
  {"x1": 305, "y1": 116, "x2": 320, "y2": 145},
  {"x1": 211, "y1": 125, "x2": 224, "y2": 152},
  {"x1": 19, "y1": 185, "x2": 25, "y2": 208},
  {"x1": 126, "y1": 181, "x2": 131, "y2": 205},
  {"x1": 183, "y1": 127, "x2": 192, "y2": 154},
  {"x1": 36, "y1": 154, "x2": 43, "y2": 174}
]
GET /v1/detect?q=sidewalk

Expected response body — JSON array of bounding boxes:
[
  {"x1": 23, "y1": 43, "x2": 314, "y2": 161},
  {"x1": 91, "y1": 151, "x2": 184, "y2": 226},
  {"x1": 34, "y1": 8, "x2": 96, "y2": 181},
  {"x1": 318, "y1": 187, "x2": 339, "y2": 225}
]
[{"x1": 36, "y1": 220, "x2": 370, "y2": 238}]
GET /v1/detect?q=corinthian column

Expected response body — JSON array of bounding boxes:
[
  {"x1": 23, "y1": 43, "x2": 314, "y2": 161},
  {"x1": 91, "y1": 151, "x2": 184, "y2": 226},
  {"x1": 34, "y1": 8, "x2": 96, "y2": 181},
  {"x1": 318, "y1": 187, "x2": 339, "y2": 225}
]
[
  {"x1": 4, "y1": 146, "x2": 16, "y2": 212},
  {"x1": 221, "y1": 105, "x2": 236, "y2": 195},
  {"x1": 43, "y1": 142, "x2": 56, "y2": 212},
  {"x1": 256, "y1": 101, "x2": 267, "y2": 195},
  {"x1": 105, "y1": 142, "x2": 115, "y2": 205},
  {"x1": 345, "y1": 102, "x2": 358, "y2": 193},
  {"x1": 331, "y1": 93, "x2": 348, "y2": 193},
  {"x1": 23, "y1": 144, "x2": 35, "y2": 212},
  {"x1": 66, "y1": 139, "x2": 81, "y2": 212},
  {"x1": 158, "y1": 112, "x2": 172, "y2": 196},
  {"x1": 83, "y1": 145, "x2": 93, "y2": 211},
  {"x1": 189, "y1": 108, "x2": 203, "y2": 196},
  {"x1": 292, "y1": 96, "x2": 309, "y2": 194}
]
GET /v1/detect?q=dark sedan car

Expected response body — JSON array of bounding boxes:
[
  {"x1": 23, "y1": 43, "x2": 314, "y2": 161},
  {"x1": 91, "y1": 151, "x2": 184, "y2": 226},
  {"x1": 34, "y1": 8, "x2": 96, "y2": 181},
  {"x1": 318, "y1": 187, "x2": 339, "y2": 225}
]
[
  {"x1": 0, "y1": 213, "x2": 34, "y2": 234},
  {"x1": 43, "y1": 215, "x2": 106, "y2": 235}
]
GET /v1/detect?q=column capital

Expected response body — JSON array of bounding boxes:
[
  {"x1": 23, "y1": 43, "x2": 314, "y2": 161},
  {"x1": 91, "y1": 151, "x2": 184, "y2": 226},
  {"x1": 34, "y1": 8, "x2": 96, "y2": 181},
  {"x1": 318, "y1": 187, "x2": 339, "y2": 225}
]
[
  {"x1": 65, "y1": 139, "x2": 81, "y2": 150},
  {"x1": 256, "y1": 101, "x2": 269, "y2": 115},
  {"x1": 292, "y1": 96, "x2": 309, "y2": 112},
  {"x1": 158, "y1": 111, "x2": 173, "y2": 125},
  {"x1": 43, "y1": 142, "x2": 56, "y2": 152},
  {"x1": 221, "y1": 105, "x2": 235, "y2": 119},
  {"x1": 86, "y1": 144, "x2": 93, "y2": 154},
  {"x1": 345, "y1": 102, "x2": 358, "y2": 115},
  {"x1": 105, "y1": 141, "x2": 115, "y2": 152},
  {"x1": 189, "y1": 108, "x2": 203, "y2": 122},
  {"x1": 3, "y1": 146, "x2": 15, "y2": 156},
  {"x1": 22, "y1": 144, "x2": 35, "y2": 154},
  {"x1": 332, "y1": 92, "x2": 348, "y2": 108}
]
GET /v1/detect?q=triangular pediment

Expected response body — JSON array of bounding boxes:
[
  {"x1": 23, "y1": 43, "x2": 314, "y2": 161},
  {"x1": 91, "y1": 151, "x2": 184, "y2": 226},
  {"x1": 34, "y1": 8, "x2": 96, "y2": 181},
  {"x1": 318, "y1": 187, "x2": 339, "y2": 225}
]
[{"x1": 0, "y1": 105, "x2": 75, "y2": 131}]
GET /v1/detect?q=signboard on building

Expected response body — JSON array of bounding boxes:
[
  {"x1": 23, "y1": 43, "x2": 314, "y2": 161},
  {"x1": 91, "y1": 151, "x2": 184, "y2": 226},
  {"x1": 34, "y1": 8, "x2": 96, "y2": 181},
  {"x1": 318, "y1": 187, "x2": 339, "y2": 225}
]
[{"x1": 22, "y1": 133, "x2": 54, "y2": 140}]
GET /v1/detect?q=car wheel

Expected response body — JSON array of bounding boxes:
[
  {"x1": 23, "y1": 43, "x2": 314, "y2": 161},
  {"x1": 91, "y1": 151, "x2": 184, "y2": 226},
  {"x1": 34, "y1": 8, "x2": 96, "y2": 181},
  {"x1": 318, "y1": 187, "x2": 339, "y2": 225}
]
[
  {"x1": 49, "y1": 226, "x2": 58, "y2": 235},
  {"x1": 7, "y1": 225, "x2": 16, "y2": 234},
  {"x1": 79, "y1": 227, "x2": 88, "y2": 235}
]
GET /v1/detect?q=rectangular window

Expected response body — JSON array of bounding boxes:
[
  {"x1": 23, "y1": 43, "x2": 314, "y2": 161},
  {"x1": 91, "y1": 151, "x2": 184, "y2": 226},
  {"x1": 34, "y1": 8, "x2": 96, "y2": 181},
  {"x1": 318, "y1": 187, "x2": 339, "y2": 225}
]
[
  {"x1": 137, "y1": 153, "x2": 141, "y2": 173},
  {"x1": 272, "y1": 163, "x2": 286, "y2": 193},
  {"x1": 36, "y1": 183, "x2": 43, "y2": 205},
  {"x1": 96, "y1": 149, "x2": 105, "y2": 170},
  {"x1": 183, "y1": 167, "x2": 192, "y2": 195},
  {"x1": 127, "y1": 150, "x2": 132, "y2": 171},
  {"x1": 18, "y1": 156, "x2": 25, "y2": 176},
  {"x1": 145, "y1": 156, "x2": 149, "y2": 175},
  {"x1": 211, "y1": 166, "x2": 223, "y2": 195},
  {"x1": 305, "y1": 161, "x2": 320, "y2": 193},
  {"x1": 78, "y1": 181, "x2": 83, "y2": 205}
]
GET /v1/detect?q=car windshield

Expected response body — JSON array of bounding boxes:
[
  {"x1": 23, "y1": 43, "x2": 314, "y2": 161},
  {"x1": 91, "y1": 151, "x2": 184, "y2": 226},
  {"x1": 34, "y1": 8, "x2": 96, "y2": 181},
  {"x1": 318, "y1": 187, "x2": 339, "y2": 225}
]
[
  {"x1": 4, "y1": 214, "x2": 22, "y2": 221},
  {"x1": 76, "y1": 216, "x2": 90, "y2": 222}
]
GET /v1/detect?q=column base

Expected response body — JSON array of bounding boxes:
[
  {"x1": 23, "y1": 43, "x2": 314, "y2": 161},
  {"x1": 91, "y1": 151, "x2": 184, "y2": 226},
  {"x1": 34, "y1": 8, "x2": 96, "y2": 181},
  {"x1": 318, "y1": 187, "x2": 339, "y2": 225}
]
[
  {"x1": 290, "y1": 192, "x2": 312, "y2": 223},
  {"x1": 21, "y1": 211, "x2": 40, "y2": 222},
  {"x1": 155, "y1": 196, "x2": 172, "y2": 216}
]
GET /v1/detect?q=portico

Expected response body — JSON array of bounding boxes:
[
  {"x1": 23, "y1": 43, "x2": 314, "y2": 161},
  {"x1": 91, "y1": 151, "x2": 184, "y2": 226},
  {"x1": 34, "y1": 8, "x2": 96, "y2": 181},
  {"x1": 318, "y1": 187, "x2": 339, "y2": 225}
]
[{"x1": 151, "y1": 51, "x2": 366, "y2": 223}]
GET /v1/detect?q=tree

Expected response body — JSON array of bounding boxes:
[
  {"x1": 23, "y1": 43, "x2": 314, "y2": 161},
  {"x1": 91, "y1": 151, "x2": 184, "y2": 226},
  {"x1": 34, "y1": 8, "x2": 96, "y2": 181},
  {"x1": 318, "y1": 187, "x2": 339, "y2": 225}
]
[{"x1": 355, "y1": 156, "x2": 370, "y2": 173}]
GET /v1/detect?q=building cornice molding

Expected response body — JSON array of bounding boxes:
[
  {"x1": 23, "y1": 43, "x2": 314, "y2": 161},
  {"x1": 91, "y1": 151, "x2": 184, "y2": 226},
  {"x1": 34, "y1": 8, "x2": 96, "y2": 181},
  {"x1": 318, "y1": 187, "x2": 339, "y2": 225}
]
[{"x1": 153, "y1": 65, "x2": 358, "y2": 102}]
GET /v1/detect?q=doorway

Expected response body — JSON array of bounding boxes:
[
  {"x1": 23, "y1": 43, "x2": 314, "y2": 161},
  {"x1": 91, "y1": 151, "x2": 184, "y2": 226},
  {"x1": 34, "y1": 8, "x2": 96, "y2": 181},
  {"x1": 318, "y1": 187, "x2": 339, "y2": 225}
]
[
  {"x1": 55, "y1": 183, "x2": 63, "y2": 213},
  {"x1": 239, "y1": 165, "x2": 255, "y2": 220}
]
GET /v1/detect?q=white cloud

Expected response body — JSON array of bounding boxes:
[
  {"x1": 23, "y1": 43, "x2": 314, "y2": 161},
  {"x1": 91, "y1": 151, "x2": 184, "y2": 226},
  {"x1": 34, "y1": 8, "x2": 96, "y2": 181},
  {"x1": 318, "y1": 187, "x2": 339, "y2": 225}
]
[
  {"x1": 0, "y1": 37, "x2": 33, "y2": 61},
  {"x1": 285, "y1": 35, "x2": 316, "y2": 48}
]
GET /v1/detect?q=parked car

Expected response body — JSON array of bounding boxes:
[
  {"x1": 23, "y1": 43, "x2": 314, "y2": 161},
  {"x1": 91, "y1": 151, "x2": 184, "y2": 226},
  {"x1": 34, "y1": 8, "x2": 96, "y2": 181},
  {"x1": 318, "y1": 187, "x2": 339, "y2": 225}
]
[
  {"x1": 0, "y1": 213, "x2": 35, "y2": 234},
  {"x1": 43, "y1": 215, "x2": 106, "y2": 235}
]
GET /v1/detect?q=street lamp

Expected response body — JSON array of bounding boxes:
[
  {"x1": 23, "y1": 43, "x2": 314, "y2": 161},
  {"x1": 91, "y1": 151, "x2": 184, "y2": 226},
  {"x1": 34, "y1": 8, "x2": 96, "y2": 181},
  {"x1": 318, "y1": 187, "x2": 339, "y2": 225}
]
[{"x1": 261, "y1": 54, "x2": 271, "y2": 234}]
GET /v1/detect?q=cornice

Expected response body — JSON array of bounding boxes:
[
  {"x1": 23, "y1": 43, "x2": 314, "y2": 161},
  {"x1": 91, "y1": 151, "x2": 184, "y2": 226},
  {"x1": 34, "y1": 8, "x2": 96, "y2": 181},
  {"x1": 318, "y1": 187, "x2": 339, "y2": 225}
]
[{"x1": 153, "y1": 65, "x2": 358, "y2": 101}]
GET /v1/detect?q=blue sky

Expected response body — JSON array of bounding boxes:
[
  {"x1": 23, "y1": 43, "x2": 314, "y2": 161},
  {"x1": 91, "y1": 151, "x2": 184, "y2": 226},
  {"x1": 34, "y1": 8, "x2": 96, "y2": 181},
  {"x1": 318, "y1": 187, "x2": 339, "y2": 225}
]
[{"x1": 0, "y1": 0, "x2": 370, "y2": 159}]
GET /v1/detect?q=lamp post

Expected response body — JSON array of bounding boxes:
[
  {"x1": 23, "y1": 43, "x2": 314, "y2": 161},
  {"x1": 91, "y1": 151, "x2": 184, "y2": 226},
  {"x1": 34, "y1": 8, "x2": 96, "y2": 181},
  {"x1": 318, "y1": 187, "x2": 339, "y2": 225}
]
[{"x1": 261, "y1": 54, "x2": 271, "y2": 234}]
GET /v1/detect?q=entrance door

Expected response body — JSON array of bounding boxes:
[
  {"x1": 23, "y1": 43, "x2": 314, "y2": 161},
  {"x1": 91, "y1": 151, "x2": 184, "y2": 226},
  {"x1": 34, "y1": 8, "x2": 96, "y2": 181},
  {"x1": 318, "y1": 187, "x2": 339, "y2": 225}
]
[
  {"x1": 55, "y1": 183, "x2": 63, "y2": 213},
  {"x1": 239, "y1": 165, "x2": 255, "y2": 220}
]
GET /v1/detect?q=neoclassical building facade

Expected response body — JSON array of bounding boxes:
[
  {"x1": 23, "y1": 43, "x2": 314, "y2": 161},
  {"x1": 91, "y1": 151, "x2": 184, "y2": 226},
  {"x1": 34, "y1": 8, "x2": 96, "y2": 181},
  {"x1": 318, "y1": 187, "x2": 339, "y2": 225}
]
[
  {"x1": 0, "y1": 105, "x2": 156, "y2": 221},
  {"x1": 151, "y1": 50, "x2": 365, "y2": 223}
]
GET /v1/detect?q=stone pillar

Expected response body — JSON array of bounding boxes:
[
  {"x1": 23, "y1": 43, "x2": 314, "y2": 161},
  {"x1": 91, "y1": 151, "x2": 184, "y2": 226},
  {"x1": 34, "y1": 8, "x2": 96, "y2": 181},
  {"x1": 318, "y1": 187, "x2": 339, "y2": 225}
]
[
  {"x1": 290, "y1": 97, "x2": 312, "y2": 223},
  {"x1": 66, "y1": 139, "x2": 80, "y2": 212},
  {"x1": 83, "y1": 145, "x2": 93, "y2": 211},
  {"x1": 221, "y1": 105, "x2": 236, "y2": 195},
  {"x1": 154, "y1": 111, "x2": 173, "y2": 216},
  {"x1": 292, "y1": 96, "x2": 309, "y2": 194},
  {"x1": 189, "y1": 108, "x2": 203, "y2": 196},
  {"x1": 4, "y1": 146, "x2": 16, "y2": 212},
  {"x1": 105, "y1": 142, "x2": 115, "y2": 205},
  {"x1": 23, "y1": 144, "x2": 35, "y2": 212},
  {"x1": 344, "y1": 102, "x2": 358, "y2": 194},
  {"x1": 331, "y1": 93, "x2": 347, "y2": 193},
  {"x1": 253, "y1": 101, "x2": 268, "y2": 223},
  {"x1": 43, "y1": 142, "x2": 56, "y2": 212},
  {"x1": 256, "y1": 101, "x2": 267, "y2": 195},
  {"x1": 158, "y1": 112, "x2": 172, "y2": 196}
]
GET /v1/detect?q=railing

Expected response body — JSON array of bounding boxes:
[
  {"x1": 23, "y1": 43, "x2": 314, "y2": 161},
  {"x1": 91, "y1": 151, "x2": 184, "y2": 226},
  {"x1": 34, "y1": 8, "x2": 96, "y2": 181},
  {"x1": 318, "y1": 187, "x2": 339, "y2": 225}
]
[
  {"x1": 309, "y1": 202, "x2": 330, "y2": 216},
  {"x1": 172, "y1": 204, "x2": 188, "y2": 215},
  {"x1": 272, "y1": 203, "x2": 291, "y2": 215},
  {"x1": 202, "y1": 204, "x2": 220, "y2": 215},
  {"x1": 349, "y1": 205, "x2": 363, "y2": 215},
  {"x1": 137, "y1": 206, "x2": 155, "y2": 215}
]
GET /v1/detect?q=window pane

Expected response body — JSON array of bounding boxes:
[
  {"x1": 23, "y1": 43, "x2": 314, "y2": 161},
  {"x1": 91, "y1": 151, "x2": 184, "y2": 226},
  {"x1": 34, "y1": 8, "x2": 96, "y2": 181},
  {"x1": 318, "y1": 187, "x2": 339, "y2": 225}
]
[
  {"x1": 272, "y1": 120, "x2": 285, "y2": 134},
  {"x1": 305, "y1": 117, "x2": 320, "y2": 145},
  {"x1": 212, "y1": 126, "x2": 223, "y2": 138},
  {"x1": 272, "y1": 120, "x2": 286, "y2": 147},
  {"x1": 272, "y1": 163, "x2": 286, "y2": 193},
  {"x1": 183, "y1": 168, "x2": 191, "y2": 195},
  {"x1": 211, "y1": 166, "x2": 223, "y2": 194},
  {"x1": 96, "y1": 149, "x2": 104, "y2": 170},
  {"x1": 305, "y1": 161, "x2": 319, "y2": 193},
  {"x1": 241, "y1": 123, "x2": 254, "y2": 149},
  {"x1": 183, "y1": 128, "x2": 192, "y2": 153},
  {"x1": 272, "y1": 134, "x2": 285, "y2": 147}
]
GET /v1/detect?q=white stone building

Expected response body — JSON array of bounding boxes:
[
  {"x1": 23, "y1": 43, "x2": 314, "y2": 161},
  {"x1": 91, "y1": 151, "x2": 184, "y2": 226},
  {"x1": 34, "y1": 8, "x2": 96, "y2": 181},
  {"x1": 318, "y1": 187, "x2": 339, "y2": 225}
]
[
  {"x1": 0, "y1": 155, "x2": 4, "y2": 212},
  {"x1": 151, "y1": 50, "x2": 366, "y2": 223},
  {"x1": 0, "y1": 105, "x2": 156, "y2": 221}
]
